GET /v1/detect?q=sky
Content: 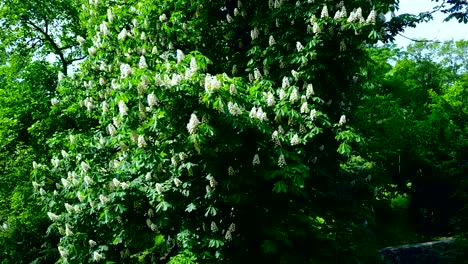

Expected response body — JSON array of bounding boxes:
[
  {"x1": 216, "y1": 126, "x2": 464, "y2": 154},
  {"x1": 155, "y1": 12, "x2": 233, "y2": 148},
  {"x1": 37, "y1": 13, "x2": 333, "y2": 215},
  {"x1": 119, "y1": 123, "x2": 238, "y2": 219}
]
[{"x1": 394, "y1": 0, "x2": 468, "y2": 47}]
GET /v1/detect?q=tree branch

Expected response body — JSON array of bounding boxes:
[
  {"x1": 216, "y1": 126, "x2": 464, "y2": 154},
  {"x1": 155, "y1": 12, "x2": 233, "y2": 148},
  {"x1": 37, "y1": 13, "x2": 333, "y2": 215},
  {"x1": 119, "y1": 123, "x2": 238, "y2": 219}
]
[
  {"x1": 26, "y1": 20, "x2": 69, "y2": 75},
  {"x1": 397, "y1": 33, "x2": 442, "y2": 44}
]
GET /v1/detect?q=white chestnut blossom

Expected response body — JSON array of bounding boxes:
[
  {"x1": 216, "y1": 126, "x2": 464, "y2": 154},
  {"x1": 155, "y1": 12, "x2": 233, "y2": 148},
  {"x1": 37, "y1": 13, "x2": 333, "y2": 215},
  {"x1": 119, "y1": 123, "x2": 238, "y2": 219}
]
[
  {"x1": 252, "y1": 154, "x2": 260, "y2": 166},
  {"x1": 296, "y1": 41, "x2": 304, "y2": 52},
  {"x1": 118, "y1": 100, "x2": 128, "y2": 116},
  {"x1": 139, "y1": 56, "x2": 148, "y2": 69},
  {"x1": 226, "y1": 14, "x2": 233, "y2": 23},
  {"x1": 138, "y1": 135, "x2": 146, "y2": 148},
  {"x1": 107, "y1": 8, "x2": 114, "y2": 22},
  {"x1": 310, "y1": 109, "x2": 317, "y2": 121},
  {"x1": 47, "y1": 212, "x2": 59, "y2": 222},
  {"x1": 306, "y1": 84, "x2": 315, "y2": 98},
  {"x1": 282, "y1": 77, "x2": 290, "y2": 89},
  {"x1": 366, "y1": 10, "x2": 377, "y2": 24},
  {"x1": 118, "y1": 28, "x2": 128, "y2": 40},
  {"x1": 229, "y1": 84, "x2": 237, "y2": 95},
  {"x1": 278, "y1": 154, "x2": 287, "y2": 167},
  {"x1": 120, "y1": 63, "x2": 132, "y2": 78},
  {"x1": 93, "y1": 251, "x2": 104, "y2": 262},
  {"x1": 77, "y1": 36, "x2": 85, "y2": 45},
  {"x1": 269, "y1": 35, "x2": 276, "y2": 46},
  {"x1": 61, "y1": 178, "x2": 69, "y2": 188},
  {"x1": 99, "y1": 194, "x2": 109, "y2": 204},
  {"x1": 156, "y1": 183, "x2": 163, "y2": 194},
  {"x1": 289, "y1": 88, "x2": 299, "y2": 103},
  {"x1": 176, "y1": 49, "x2": 185, "y2": 63},
  {"x1": 291, "y1": 134, "x2": 300, "y2": 146},
  {"x1": 300, "y1": 102, "x2": 309, "y2": 113},
  {"x1": 107, "y1": 123, "x2": 117, "y2": 136},
  {"x1": 81, "y1": 161, "x2": 91, "y2": 172},
  {"x1": 58, "y1": 246, "x2": 68, "y2": 258},
  {"x1": 204, "y1": 74, "x2": 222, "y2": 93},
  {"x1": 228, "y1": 102, "x2": 242, "y2": 116},
  {"x1": 88, "y1": 47, "x2": 97, "y2": 56},
  {"x1": 250, "y1": 27, "x2": 259, "y2": 40},
  {"x1": 89, "y1": 240, "x2": 97, "y2": 247},
  {"x1": 187, "y1": 113, "x2": 201, "y2": 135},
  {"x1": 159, "y1": 13, "x2": 167, "y2": 22},
  {"x1": 64, "y1": 203, "x2": 74, "y2": 213},
  {"x1": 173, "y1": 178, "x2": 182, "y2": 187},
  {"x1": 339, "y1": 115, "x2": 346, "y2": 125},
  {"x1": 51, "y1": 98, "x2": 59, "y2": 105},
  {"x1": 254, "y1": 68, "x2": 262, "y2": 80},
  {"x1": 279, "y1": 89, "x2": 286, "y2": 100},
  {"x1": 313, "y1": 22, "x2": 321, "y2": 34},
  {"x1": 148, "y1": 93, "x2": 158, "y2": 107},
  {"x1": 84, "y1": 175, "x2": 94, "y2": 185},
  {"x1": 321, "y1": 5, "x2": 329, "y2": 18},
  {"x1": 267, "y1": 92, "x2": 275, "y2": 106},
  {"x1": 291, "y1": 70, "x2": 299, "y2": 79}
]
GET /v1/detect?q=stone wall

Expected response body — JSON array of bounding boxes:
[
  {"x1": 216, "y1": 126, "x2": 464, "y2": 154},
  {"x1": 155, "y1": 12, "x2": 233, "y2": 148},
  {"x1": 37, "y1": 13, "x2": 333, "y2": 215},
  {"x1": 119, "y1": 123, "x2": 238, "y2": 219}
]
[{"x1": 378, "y1": 238, "x2": 459, "y2": 264}]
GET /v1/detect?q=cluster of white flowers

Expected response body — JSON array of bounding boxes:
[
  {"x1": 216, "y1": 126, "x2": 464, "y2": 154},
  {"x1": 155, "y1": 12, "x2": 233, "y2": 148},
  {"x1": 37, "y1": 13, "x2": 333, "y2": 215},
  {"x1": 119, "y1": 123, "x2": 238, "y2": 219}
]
[
  {"x1": 84, "y1": 175, "x2": 94, "y2": 185},
  {"x1": 47, "y1": 212, "x2": 60, "y2": 221},
  {"x1": 278, "y1": 154, "x2": 287, "y2": 167},
  {"x1": 321, "y1": 5, "x2": 329, "y2": 18},
  {"x1": 254, "y1": 68, "x2": 262, "y2": 80},
  {"x1": 339, "y1": 114, "x2": 346, "y2": 125},
  {"x1": 139, "y1": 56, "x2": 148, "y2": 69},
  {"x1": 306, "y1": 84, "x2": 314, "y2": 98},
  {"x1": 282, "y1": 77, "x2": 290, "y2": 89},
  {"x1": 173, "y1": 178, "x2": 182, "y2": 187},
  {"x1": 120, "y1": 63, "x2": 132, "y2": 78},
  {"x1": 310, "y1": 109, "x2": 317, "y2": 121},
  {"x1": 138, "y1": 135, "x2": 146, "y2": 148},
  {"x1": 296, "y1": 41, "x2": 304, "y2": 52},
  {"x1": 99, "y1": 194, "x2": 109, "y2": 204},
  {"x1": 291, "y1": 134, "x2": 301, "y2": 146},
  {"x1": 159, "y1": 13, "x2": 167, "y2": 22},
  {"x1": 61, "y1": 178, "x2": 70, "y2": 188},
  {"x1": 289, "y1": 88, "x2": 299, "y2": 103},
  {"x1": 99, "y1": 21, "x2": 109, "y2": 36},
  {"x1": 118, "y1": 28, "x2": 128, "y2": 40},
  {"x1": 89, "y1": 240, "x2": 97, "y2": 247},
  {"x1": 252, "y1": 154, "x2": 260, "y2": 166},
  {"x1": 176, "y1": 49, "x2": 185, "y2": 63},
  {"x1": 187, "y1": 113, "x2": 201, "y2": 135},
  {"x1": 250, "y1": 27, "x2": 259, "y2": 40},
  {"x1": 204, "y1": 74, "x2": 222, "y2": 93},
  {"x1": 366, "y1": 10, "x2": 377, "y2": 24},
  {"x1": 58, "y1": 246, "x2": 68, "y2": 258},
  {"x1": 272, "y1": 131, "x2": 281, "y2": 147},
  {"x1": 348, "y1": 7, "x2": 365, "y2": 23},
  {"x1": 313, "y1": 22, "x2": 321, "y2": 34},
  {"x1": 269, "y1": 35, "x2": 276, "y2": 46},
  {"x1": 118, "y1": 100, "x2": 128, "y2": 116},
  {"x1": 88, "y1": 47, "x2": 97, "y2": 56},
  {"x1": 83, "y1": 97, "x2": 94, "y2": 111},
  {"x1": 211, "y1": 221, "x2": 218, "y2": 233},
  {"x1": 93, "y1": 251, "x2": 104, "y2": 262},
  {"x1": 228, "y1": 102, "x2": 242, "y2": 116},
  {"x1": 156, "y1": 183, "x2": 163, "y2": 194},
  {"x1": 249, "y1": 107, "x2": 268, "y2": 121},
  {"x1": 266, "y1": 92, "x2": 276, "y2": 106},
  {"x1": 300, "y1": 102, "x2": 309, "y2": 113},
  {"x1": 77, "y1": 36, "x2": 86, "y2": 45}
]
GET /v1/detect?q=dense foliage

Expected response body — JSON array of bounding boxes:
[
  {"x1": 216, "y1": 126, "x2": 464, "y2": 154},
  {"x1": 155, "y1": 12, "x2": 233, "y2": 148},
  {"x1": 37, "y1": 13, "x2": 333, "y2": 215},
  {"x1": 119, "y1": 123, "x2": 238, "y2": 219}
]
[{"x1": 1, "y1": 0, "x2": 468, "y2": 263}]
